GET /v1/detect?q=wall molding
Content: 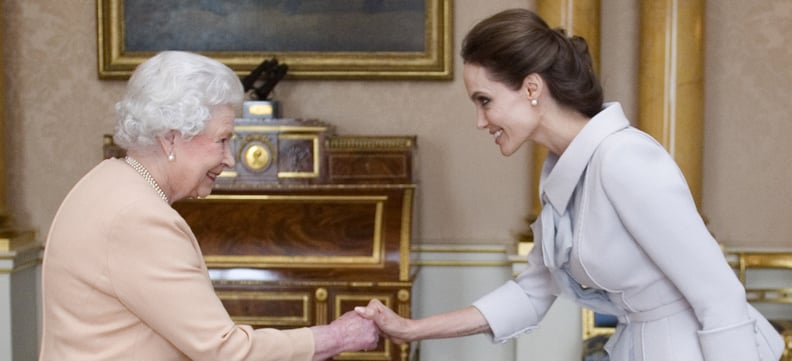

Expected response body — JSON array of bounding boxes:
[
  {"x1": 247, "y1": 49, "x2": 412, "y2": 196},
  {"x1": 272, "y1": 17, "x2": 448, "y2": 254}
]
[{"x1": 411, "y1": 243, "x2": 513, "y2": 267}]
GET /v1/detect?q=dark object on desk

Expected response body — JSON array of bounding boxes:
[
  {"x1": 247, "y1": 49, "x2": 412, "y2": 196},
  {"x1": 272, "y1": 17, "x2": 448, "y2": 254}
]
[
  {"x1": 242, "y1": 58, "x2": 289, "y2": 100},
  {"x1": 241, "y1": 58, "x2": 277, "y2": 91}
]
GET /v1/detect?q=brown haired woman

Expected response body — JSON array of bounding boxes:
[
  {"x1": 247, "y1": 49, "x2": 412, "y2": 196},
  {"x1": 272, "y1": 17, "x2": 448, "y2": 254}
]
[{"x1": 357, "y1": 8, "x2": 783, "y2": 361}]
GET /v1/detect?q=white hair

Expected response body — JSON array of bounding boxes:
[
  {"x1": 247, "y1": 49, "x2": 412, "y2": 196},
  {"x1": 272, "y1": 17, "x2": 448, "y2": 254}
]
[{"x1": 113, "y1": 51, "x2": 244, "y2": 152}]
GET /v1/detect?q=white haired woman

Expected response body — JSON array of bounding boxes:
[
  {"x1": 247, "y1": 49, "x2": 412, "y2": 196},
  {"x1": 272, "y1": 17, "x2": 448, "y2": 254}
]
[{"x1": 39, "y1": 51, "x2": 378, "y2": 361}]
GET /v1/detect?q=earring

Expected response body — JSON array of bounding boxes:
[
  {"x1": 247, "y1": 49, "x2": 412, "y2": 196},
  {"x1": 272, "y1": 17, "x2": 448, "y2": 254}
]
[
  {"x1": 530, "y1": 98, "x2": 538, "y2": 106},
  {"x1": 168, "y1": 152, "x2": 174, "y2": 161}
]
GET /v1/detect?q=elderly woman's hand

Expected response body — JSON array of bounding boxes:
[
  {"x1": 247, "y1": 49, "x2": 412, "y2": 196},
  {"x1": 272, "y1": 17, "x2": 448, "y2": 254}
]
[
  {"x1": 311, "y1": 310, "x2": 379, "y2": 361},
  {"x1": 332, "y1": 310, "x2": 380, "y2": 351}
]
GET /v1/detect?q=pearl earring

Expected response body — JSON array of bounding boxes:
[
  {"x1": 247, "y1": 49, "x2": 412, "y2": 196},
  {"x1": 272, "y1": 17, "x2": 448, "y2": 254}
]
[
  {"x1": 168, "y1": 152, "x2": 174, "y2": 161},
  {"x1": 530, "y1": 98, "x2": 538, "y2": 106}
]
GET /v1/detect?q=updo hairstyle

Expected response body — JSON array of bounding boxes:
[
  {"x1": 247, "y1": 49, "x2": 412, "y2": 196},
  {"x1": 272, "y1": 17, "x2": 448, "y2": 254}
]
[
  {"x1": 461, "y1": 9, "x2": 603, "y2": 118},
  {"x1": 114, "y1": 51, "x2": 244, "y2": 152}
]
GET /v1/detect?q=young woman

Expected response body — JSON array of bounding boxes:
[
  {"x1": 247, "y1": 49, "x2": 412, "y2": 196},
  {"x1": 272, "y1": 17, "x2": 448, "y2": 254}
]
[{"x1": 358, "y1": 9, "x2": 783, "y2": 361}]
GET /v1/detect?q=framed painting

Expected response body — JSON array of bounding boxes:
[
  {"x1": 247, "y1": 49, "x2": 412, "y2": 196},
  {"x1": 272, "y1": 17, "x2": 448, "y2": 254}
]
[{"x1": 96, "y1": 0, "x2": 453, "y2": 80}]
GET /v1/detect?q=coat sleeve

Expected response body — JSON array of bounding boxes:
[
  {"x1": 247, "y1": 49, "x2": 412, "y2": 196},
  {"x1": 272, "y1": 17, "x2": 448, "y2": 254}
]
[
  {"x1": 597, "y1": 130, "x2": 771, "y2": 361},
  {"x1": 472, "y1": 242, "x2": 558, "y2": 343},
  {"x1": 106, "y1": 202, "x2": 314, "y2": 361}
]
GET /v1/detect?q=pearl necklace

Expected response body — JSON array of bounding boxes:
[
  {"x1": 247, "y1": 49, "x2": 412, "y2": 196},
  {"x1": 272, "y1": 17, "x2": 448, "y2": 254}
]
[{"x1": 124, "y1": 156, "x2": 169, "y2": 203}]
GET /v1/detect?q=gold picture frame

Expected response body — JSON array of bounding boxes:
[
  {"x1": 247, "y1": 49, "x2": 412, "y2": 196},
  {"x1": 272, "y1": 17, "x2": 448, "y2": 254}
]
[
  {"x1": 582, "y1": 309, "x2": 616, "y2": 340},
  {"x1": 96, "y1": 0, "x2": 453, "y2": 80}
]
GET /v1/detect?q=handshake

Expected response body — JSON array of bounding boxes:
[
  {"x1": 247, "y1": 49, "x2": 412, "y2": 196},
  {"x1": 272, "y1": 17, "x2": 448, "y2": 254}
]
[
  {"x1": 312, "y1": 299, "x2": 487, "y2": 360},
  {"x1": 310, "y1": 299, "x2": 415, "y2": 361}
]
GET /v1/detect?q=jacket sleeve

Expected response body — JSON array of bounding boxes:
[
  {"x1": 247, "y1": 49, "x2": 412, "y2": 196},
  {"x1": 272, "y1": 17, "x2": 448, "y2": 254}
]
[
  {"x1": 598, "y1": 129, "x2": 772, "y2": 361},
  {"x1": 106, "y1": 202, "x2": 314, "y2": 361},
  {"x1": 472, "y1": 242, "x2": 558, "y2": 343}
]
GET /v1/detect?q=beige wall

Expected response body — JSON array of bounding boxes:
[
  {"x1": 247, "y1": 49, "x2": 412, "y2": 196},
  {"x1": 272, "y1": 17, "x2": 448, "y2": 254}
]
[
  {"x1": 701, "y1": 1, "x2": 792, "y2": 248},
  {"x1": 2, "y1": 0, "x2": 791, "y2": 249}
]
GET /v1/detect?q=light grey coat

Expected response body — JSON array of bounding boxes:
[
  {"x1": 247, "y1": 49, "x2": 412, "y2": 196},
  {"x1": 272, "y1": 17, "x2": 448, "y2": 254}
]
[{"x1": 473, "y1": 103, "x2": 783, "y2": 361}]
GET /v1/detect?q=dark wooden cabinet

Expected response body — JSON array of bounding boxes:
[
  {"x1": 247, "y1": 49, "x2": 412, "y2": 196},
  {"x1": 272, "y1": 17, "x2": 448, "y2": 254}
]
[{"x1": 180, "y1": 121, "x2": 416, "y2": 361}]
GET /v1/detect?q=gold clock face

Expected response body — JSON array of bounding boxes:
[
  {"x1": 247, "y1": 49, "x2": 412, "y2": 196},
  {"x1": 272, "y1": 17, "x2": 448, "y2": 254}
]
[{"x1": 243, "y1": 142, "x2": 272, "y2": 171}]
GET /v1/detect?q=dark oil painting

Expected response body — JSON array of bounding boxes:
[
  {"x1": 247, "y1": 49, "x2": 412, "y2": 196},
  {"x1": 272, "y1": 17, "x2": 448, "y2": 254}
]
[{"x1": 124, "y1": 0, "x2": 427, "y2": 53}]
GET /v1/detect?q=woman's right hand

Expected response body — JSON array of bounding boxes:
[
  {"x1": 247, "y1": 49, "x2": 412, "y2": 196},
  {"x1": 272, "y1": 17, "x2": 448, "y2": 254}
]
[
  {"x1": 356, "y1": 299, "x2": 413, "y2": 344},
  {"x1": 357, "y1": 299, "x2": 492, "y2": 344}
]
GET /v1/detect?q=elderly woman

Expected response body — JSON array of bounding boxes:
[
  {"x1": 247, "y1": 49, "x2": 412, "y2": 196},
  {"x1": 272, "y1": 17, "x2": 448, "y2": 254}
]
[{"x1": 39, "y1": 51, "x2": 378, "y2": 361}]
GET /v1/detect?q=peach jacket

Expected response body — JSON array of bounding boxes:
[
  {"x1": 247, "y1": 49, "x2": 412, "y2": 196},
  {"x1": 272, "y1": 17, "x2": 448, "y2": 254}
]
[
  {"x1": 473, "y1": 103, "x2": 784, "y2": 361},
  {"x1": 39, "y1": 158, "x2": 314, "y2": 360}
]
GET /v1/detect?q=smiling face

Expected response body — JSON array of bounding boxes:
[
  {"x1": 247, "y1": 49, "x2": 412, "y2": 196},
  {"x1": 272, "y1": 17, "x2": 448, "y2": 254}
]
[
  {"x1": 463, "y1": 63, "x2": 539, "y2": 156},
  {"x1": 170, "y1": 104, "x2": 236, "y2": 200}
]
